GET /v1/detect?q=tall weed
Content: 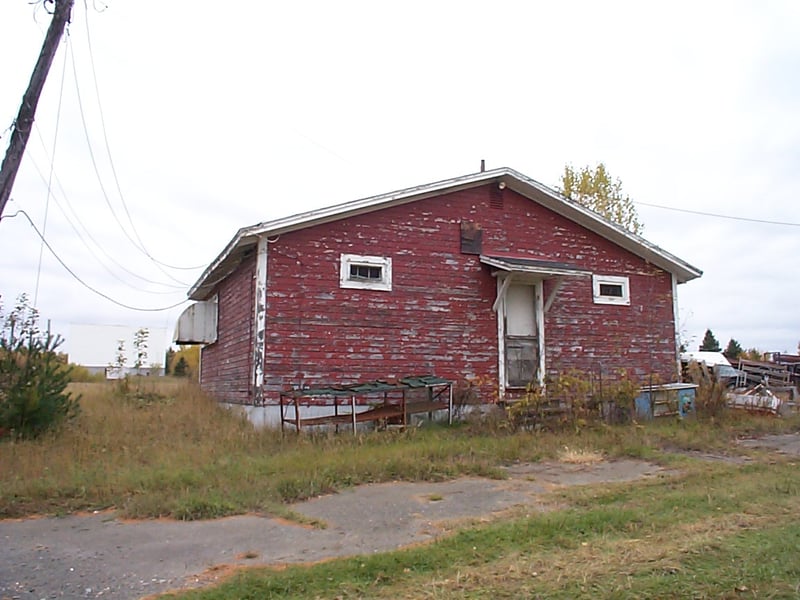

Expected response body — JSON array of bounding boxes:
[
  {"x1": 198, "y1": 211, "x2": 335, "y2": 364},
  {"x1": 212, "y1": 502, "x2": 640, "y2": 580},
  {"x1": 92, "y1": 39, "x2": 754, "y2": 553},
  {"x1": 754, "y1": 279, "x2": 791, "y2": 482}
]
[{"x1": 2, "y1": 379, "x2": 799, "y2": 520}]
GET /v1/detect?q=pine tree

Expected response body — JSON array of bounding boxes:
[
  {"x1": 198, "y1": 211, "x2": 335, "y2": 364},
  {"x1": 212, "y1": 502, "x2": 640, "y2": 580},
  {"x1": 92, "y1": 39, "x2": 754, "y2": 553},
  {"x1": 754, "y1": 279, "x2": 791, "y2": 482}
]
[
  {"x1": 723, "y1": 338, "x2": 743, "y2": 360},
  {"x1": 699, "y1": 329, "x2": 721, "y2": 352},
  {"x1": 0, "y1": 294, "x2": 79, "y2": 438},
  {"x1": 173, "y1": 356, "x2": 189, "y2": 377}
]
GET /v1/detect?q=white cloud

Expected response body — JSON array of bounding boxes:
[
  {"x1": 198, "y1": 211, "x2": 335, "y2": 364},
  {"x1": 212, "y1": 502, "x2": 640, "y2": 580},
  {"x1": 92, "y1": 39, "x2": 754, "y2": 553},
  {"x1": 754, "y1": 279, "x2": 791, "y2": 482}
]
[{"x1": 1, "y1": 0, "x2": 798, "y2": 356}]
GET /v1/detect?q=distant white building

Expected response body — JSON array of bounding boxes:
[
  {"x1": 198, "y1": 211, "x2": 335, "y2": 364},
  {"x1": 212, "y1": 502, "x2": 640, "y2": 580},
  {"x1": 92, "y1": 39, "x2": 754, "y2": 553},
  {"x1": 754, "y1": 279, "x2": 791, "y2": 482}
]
[{"x1": 68, "y1": 324, "x2": 169, "y2": 378}]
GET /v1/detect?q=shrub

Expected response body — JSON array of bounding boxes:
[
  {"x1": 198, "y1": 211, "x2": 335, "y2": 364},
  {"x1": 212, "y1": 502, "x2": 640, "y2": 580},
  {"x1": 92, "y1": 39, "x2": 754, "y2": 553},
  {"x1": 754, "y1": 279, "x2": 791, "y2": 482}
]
[
  {"x1": 685, "y1": 360, "x2": 728, "y2": 418},
  {"x1": 63, "y1": 363, "x2": 104, "y2": 383},
  {"x1": 593, "y1": 370, "x2": 640, "y2": 424},
  {"x1": 505, "y1": 384, "x2": 538, "y2": 431},
  {"x1": 0, "y1": 295, "x2": 80, "y2": 439},
  {"x1": 550, "y1": 369, "x2": 593, "y2": 428},
  {"x1": 505, "y1": 370, "x2": 640, "y2": 431}
]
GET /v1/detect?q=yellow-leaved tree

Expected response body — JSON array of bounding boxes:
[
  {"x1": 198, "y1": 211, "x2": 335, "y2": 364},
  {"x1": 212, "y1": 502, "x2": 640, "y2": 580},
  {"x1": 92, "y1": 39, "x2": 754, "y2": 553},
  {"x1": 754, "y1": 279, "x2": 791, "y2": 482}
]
[
  {"x1": 560, "y1": 163, "x2": 643, "y2": 235},
  {"x1": 168, "y1": 345, "x2": 200, "y2": 379}
]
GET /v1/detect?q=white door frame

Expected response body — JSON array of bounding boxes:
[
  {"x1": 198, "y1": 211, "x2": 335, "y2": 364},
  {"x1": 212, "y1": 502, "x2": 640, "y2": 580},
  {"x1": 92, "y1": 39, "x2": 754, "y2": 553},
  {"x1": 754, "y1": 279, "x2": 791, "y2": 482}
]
[{"x1": 495, "y1": 274, "x2": 545, "y2": 398}]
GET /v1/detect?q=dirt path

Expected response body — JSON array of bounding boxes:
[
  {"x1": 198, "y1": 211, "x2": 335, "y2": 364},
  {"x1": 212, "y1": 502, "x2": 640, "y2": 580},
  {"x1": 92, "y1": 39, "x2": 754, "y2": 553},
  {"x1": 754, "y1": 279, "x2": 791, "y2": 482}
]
[{"x1": 1, "y1": 434, "x2": 796, "y2": 600}]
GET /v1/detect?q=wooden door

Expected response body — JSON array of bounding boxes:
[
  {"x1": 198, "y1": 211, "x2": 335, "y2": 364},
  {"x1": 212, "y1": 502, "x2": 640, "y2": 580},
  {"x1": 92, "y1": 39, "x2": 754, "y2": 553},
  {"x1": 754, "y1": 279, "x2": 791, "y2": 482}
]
[{"x1": 504, "y1": 283, "x2": 538, "y2": 388}]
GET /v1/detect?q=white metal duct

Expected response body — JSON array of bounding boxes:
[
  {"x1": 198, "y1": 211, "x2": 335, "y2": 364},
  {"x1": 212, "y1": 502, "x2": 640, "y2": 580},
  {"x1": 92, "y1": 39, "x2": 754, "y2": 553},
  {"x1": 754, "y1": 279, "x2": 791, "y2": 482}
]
[{"x1": 173, "y1": 299, "x2": 218, "y2": 344}]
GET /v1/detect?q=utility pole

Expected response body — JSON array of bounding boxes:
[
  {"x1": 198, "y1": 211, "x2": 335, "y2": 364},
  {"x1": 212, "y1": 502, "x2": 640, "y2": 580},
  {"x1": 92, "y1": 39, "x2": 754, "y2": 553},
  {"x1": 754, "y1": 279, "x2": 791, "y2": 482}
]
[{"x1": 0, "y1": 0, "x2": 74, "y2": 219}]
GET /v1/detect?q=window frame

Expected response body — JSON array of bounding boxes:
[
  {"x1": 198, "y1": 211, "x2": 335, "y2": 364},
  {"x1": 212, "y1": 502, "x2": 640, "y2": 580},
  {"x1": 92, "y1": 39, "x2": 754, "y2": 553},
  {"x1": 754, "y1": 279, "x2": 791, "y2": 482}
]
[
  {"x1": 592, "y1": 274, "x2": 630, "y2": 306},
  {"x1": 340, "y1": 253, "x2": 392, "y2": 291}
]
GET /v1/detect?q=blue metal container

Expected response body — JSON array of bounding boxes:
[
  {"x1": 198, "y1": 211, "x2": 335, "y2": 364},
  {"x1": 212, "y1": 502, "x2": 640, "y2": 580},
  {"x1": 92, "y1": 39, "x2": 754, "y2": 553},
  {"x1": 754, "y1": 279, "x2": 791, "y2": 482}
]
[{"x1": 635, "y1": 383, "x2": 698, "y2": 420}]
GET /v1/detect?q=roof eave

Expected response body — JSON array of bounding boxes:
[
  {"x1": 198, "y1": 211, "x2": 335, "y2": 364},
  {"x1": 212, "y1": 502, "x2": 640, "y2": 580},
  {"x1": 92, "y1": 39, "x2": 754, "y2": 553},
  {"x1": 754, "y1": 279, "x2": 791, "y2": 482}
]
[
  {"x1": 188, "y1": 227, "x2": 259, "y2": 300},
  {"x1": 247, "y1": 168, "x2": 513, "y2": 238},
  {"x1": 187, "y1": 169, "x2": 517, "y2": 299},
  {"x1": 187, "y1": 167, "x2": 702, "y2": 298},
  {"x1": 500, "y1": 173, "x2": 703, "y2": 284}
]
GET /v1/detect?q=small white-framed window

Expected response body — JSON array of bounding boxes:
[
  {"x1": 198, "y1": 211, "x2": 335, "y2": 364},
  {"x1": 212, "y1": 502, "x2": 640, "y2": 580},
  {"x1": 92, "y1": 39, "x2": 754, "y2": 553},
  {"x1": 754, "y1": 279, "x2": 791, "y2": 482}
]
[
  {"x1": 340, "y1": 253, "x2": 392, "y2": 291},
  {"x1": 592, "y1": 274, "x2": 630, "y2": 306}
]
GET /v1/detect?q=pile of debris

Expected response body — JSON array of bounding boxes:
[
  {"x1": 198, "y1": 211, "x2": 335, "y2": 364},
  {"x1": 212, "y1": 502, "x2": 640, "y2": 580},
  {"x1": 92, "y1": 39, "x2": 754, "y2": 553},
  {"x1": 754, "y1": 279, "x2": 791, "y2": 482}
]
[
  {"x1": 682, "y1": 352, "x2": 798, "y2": 415},
  {"x1": 735, "y1": 357, "x2": 793, "y2": 388},
  {"x1": 727, "y1": 383, "x2": 783, "y2": 415},
  {"x1": 764, "y1": 352, "x2": 800, "y2": 387}
]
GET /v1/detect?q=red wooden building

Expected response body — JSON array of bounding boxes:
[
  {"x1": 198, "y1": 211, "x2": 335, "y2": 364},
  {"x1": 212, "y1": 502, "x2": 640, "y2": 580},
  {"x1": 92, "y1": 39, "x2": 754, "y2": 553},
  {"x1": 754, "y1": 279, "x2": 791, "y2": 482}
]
[{"x1": 175, "y1": 167, "x2": 701, "y2": 406}]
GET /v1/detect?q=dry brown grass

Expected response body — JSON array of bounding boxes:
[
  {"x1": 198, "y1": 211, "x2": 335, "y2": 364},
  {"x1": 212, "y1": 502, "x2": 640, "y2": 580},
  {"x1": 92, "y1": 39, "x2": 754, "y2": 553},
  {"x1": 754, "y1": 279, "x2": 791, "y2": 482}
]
[
  {"x1": 402, "y1": 511, "x2": 789, "y2": 599},
  {"x1": 4, "y1": 378, "x2": 799, "y2": 525},
  {"x1": 0, "y1": 380, "x2": 270, "y2": 517},
  {"x1": 0, "y1": 379, "x2": 572, "y2": 519},
  {"x1": 556, "y1": 445, "x2": 604, "y2": 464}
]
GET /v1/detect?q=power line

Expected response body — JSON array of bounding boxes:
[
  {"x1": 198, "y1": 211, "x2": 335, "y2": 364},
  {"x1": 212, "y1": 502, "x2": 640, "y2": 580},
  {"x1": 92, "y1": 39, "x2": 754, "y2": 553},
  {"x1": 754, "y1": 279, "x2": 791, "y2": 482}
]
[
  {"x1": 34, "y1": 26, "x2": 69, "y2": 307},
  {"x1": 1, "y1": 210, "x2": 188, "y2": 312},
  {"x1": 635, "y1": 201, "x2": 800, "y2": 227},
  {"x1": 80, "y1": 10, "x2": 208, "y2": 271},
  {"x1": 29, "y1": 127, "x2": 186, "y2": 291},
  {"x1": 86, "y1": 0, "x2": 109, "y2": 15},
  {"x1": 66, "y1": 38, "x2": 193, "y2": 286}
]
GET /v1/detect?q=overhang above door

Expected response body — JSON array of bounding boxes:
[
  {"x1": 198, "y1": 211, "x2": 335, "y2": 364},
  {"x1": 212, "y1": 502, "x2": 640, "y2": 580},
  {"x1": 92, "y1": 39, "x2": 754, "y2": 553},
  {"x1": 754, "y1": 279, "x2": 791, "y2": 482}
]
[
  {"x1": 481, "y1": 254, "x2": 591, "y2": 314},
  {"x1": 480, "y1": 254, "x2": 590, "y2": 278}
]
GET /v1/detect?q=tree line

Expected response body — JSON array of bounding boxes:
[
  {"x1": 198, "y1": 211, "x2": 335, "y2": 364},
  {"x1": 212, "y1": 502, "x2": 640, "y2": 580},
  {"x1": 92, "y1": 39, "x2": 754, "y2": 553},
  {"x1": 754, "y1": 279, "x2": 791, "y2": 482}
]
[{"x1": 697, "y1": 328, "x2": 799, "y2": 362}]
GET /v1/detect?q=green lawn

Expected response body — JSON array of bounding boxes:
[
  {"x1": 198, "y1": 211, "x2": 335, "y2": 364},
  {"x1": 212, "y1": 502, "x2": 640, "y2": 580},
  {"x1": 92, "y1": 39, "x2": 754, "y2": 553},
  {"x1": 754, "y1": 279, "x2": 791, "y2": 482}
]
[
  {"x1": 173, "y1": 460, "x2": 800, "y2": 599},
  {"x1": 1, "y1": 380, "x2": 799, "y2": 598}
]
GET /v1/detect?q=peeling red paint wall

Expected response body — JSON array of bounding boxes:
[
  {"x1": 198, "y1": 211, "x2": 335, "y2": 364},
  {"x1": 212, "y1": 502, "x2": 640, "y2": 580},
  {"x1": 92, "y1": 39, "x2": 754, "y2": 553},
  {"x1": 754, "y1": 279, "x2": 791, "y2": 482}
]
[
  {"x1": 543, "y1": 268, "x2": 676, "y2": 383},
  {"x1": 263, "y1": 196, "x2": 498, "y2": 397},
  {"x1": 200, "y1": 257, "x2": 254, "y2": 403},
  {"x1": 249, "y1": 184, "x2": 678, "y2": 403}
]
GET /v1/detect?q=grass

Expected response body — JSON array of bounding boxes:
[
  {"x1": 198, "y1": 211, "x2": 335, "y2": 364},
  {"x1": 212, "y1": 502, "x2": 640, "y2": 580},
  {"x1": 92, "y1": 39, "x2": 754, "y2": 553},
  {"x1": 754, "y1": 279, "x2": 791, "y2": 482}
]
[
  {"x1": 2, "y1": 380, "x2": 800, "y2": 598},
  {"x1": 172, "y1": 460, "x2": 800, "y2": 599},
  {"x1": 1, "y1": 380, "x2": 798, "y2": 521}
]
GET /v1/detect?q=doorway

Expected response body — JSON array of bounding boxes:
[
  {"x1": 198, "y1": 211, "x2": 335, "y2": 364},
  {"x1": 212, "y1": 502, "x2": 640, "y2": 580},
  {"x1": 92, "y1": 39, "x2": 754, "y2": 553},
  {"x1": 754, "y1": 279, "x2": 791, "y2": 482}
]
[{"x1": 503, "y1": 283, "x2": 539, "y2": 388}]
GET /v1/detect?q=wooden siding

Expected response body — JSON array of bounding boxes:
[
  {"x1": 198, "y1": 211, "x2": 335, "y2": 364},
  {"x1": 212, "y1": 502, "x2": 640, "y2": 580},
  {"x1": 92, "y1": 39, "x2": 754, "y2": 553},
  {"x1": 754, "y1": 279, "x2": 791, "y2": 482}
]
[
  {"x1": 200, "y1": 257, "x2": 255, "y2": 403},
  {"x1": 253, "y1": 184, "x2": 677, "y2": 402}
]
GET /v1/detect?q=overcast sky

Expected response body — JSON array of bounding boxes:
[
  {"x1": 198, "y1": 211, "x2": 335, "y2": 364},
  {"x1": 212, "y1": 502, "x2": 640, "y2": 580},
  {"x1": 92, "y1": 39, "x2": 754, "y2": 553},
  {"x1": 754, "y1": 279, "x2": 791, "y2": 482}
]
[{"x1": 1, "y1": 0, "x2": 798, "y2": 358}]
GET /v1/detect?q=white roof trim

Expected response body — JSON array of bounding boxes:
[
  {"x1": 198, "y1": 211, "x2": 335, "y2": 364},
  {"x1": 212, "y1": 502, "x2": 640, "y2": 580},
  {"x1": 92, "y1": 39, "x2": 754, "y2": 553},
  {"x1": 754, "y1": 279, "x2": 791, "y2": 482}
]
[{"x1": 189, "y1": 168, "x2": 702, "y2": 299}]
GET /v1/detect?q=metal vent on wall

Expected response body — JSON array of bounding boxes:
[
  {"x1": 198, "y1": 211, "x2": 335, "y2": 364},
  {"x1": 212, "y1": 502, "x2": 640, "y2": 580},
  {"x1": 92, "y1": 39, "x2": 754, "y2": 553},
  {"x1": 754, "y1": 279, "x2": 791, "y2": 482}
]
[{"x1": 489, "y1": 185, "x2": 504, "y2": 209}]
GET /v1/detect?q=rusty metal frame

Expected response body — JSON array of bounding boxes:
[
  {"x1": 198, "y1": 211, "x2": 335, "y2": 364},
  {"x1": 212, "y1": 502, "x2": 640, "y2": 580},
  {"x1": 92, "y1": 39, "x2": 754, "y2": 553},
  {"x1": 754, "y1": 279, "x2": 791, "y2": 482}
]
[{"x1": 279, "y1": 376, "x2": 453, "y2": 435}]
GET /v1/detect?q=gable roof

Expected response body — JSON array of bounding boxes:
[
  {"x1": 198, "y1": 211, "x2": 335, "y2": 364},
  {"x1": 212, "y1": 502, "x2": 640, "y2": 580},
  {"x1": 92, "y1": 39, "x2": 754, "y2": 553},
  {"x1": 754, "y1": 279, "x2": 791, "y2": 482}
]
[{"x1": 188, "y1": 167, "x2": 702, "y2": 300}]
